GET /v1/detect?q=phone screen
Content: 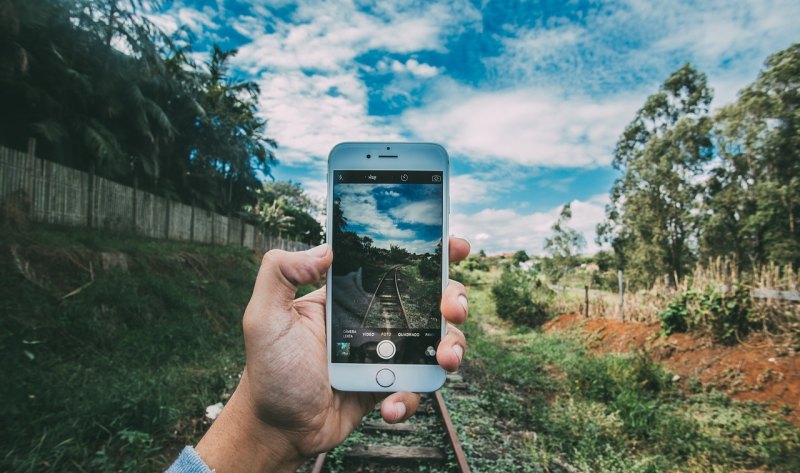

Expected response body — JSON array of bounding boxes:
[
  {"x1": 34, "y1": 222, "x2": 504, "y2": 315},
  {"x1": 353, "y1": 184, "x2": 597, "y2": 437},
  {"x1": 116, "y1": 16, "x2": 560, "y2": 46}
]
[{"x1": 330, "y1": 170, "x2": 444, "y2": 364}]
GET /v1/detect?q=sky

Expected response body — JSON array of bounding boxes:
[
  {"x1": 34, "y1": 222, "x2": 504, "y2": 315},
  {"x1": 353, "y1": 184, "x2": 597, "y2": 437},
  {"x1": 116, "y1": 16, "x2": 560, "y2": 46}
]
[
  {"x1": 335, "y1": 183, "x2": 443, "y2": 254},
  {"x1": 146, "y1": 0, "x2": 800, "y2": 255}
]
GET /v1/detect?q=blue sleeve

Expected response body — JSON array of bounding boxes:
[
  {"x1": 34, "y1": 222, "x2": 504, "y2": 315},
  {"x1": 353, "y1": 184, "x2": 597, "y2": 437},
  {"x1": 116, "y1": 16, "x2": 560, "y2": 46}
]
[{"x1": 165, "y1": 446, "x2": 214, "y2": 473}]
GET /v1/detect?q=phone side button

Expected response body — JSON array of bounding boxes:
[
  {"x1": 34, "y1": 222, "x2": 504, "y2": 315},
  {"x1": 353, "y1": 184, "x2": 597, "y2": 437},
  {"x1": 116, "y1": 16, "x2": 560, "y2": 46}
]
[{"x1": 376, "y1": 368, "x2": 396, "y2": 388}]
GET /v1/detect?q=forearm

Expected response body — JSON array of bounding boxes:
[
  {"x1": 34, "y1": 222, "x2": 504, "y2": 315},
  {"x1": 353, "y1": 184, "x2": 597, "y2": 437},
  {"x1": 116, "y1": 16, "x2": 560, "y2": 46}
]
[{"x1": 195, "y1": 375, "x2": 306, "y2": 473}]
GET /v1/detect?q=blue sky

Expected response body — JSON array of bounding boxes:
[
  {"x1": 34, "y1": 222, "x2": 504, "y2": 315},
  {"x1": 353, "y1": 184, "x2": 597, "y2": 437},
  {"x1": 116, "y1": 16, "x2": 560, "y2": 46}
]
[
  {"x1": 335, "y1": 183, "x2": 442, "y2": 254},
  {"x1": 147, "y1": 0, "x2": 799, "y2": 255}
]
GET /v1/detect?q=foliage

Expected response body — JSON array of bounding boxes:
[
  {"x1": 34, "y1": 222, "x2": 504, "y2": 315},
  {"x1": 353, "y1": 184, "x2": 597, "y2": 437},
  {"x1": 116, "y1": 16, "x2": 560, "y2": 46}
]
[
  {"x1": 449, "y1": 253, "x2": 492, "y2": 285},
  {"x1": 491, "y1": 268, "x2": 553, "y2": 327},
  {"x1": 703, "y1": 43, "x2": 800, "y2": 270},
  {"x1": 598, "y1": 63, "x2": 714, "y2": 289},
  {"x1": 0, "y1": 224, "x2": 259, "y2": 472},
  {"x1": 0, "y1": 0, "x2": 276, "y2": 216},
  {"x1": 543, "y1": 203, "x2": 585, "y2": 283},
  {"x1": 512, "y1": 249, "x2": 530, "y2": 265},
  {"x1": 658, "y1": 286, "x2": 753, "y2": 344},
  {"x1": 464, "y1": 286, "x2": 800, "y2": 472}
]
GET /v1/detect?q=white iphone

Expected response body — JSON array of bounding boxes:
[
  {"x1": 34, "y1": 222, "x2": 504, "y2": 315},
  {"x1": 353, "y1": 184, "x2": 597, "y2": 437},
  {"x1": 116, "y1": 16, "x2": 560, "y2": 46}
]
[{"x1": 326, "y1": 142, "x2": 449, "y2": 392}]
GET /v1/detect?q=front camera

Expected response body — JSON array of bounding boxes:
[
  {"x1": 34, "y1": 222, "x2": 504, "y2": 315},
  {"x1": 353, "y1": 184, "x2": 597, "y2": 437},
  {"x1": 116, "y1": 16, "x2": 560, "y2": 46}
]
[
  {"x1": 386, "y1": 146, "x2": 391, "y2": 150},
  {"x1": 366, "y1": 154, "x2": 371, "y2": 159}
]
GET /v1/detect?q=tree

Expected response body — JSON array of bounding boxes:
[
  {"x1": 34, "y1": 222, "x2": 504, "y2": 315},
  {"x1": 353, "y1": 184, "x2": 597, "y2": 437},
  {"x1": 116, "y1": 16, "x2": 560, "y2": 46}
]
[
  {"x1": 253, "y1": 181, "x2": 323, "y2": 245},
  {"x1": 598, "y1": 64, "x2": 714, "y2": 288},
  {"x1": 702, "y1": 43, "x2": 800, "y2": 270},
  {"x1": 512, "y1": 250, "x2": 530, "y2": 265},
  {"x1": 0, "y1": 0, "x2": 278, "y2": 220},
  {"x1": 244, "y1": 193, "x2": 293, "y2": 238},
  {"x1": 545, "y1": 203, "x2": 586, "y2": 282}
]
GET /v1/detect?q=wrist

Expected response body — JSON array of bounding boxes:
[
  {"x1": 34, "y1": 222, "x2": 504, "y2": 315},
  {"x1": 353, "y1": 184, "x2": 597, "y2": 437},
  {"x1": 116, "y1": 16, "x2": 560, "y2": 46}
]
[{"x1": 195, "y1": 375, "x2": 306, "y2": 473}]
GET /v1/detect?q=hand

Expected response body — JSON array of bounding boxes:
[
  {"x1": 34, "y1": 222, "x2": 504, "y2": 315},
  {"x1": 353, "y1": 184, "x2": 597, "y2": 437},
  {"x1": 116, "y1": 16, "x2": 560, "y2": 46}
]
[{"x1": 195, "y1": 236, "x2": 471, "y2": 473}]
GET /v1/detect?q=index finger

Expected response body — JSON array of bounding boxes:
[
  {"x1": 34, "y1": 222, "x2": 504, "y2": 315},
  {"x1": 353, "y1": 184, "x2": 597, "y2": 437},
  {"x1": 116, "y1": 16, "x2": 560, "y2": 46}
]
[{"x1": 448, "y1": 236, "x2": 470, "y2": 263}]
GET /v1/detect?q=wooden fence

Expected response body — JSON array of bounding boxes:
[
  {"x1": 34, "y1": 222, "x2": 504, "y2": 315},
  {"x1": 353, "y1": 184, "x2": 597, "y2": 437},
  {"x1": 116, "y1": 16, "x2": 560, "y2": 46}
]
[{"x1": 0, "y1": 144, "x2": 309, "y2": 253}]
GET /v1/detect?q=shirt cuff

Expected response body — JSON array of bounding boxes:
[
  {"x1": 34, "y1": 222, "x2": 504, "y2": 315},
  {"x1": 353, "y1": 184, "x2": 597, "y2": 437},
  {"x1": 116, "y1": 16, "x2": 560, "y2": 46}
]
[{"x1": 165, "y1": 446, "x2": 214, "y2": 473}]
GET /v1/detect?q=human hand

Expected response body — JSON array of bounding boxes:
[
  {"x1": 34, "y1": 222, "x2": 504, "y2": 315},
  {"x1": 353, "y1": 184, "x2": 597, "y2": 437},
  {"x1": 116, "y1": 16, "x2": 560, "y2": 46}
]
[{"x1": 195, "y1": 236, "x2": 471, "y2": 473}]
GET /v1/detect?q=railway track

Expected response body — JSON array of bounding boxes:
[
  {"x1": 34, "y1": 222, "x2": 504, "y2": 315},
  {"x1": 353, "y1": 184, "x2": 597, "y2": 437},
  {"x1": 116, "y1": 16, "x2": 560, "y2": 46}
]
[
  {"x1": 361, "y1": 265, "x2": 411, "y2": 329},
  {"x1": 309, "y1": 373, "x2": 471, "y2": 472}
]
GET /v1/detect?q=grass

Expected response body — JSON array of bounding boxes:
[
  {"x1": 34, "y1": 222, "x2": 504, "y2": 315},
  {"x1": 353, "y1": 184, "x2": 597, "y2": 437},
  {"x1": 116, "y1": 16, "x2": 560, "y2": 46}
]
[
  {"x1": 0, "y1": 224, "x2": 279, "y2": 472},
  {"x1": 5, "y1": 225, "x2": 798, "y2": 472},
  {"x1": 460, "y1": 284, "x2": 800, "y2": 472}
]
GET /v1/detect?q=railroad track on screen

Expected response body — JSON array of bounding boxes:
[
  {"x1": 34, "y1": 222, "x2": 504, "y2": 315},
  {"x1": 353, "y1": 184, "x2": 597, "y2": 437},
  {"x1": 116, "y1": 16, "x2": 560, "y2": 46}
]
[
  {"x1": 310, "y1": 373, "x2": 471, "y2": 473},
  {"x1": 361, "y1": 265, "x2": 411, "y2": 329}
]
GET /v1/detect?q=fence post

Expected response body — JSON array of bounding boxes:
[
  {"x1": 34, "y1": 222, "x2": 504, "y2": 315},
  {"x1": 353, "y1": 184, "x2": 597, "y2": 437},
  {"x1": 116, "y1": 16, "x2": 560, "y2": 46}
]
[
  {"x1": 132, "y1": 179, "x2": 137, "y2": 233},
  {"x1": 189, "y1": 205, "x2": 195, "y2": 242},
  {"x1": 584, "y1": 285, "x2": 589, "y2": 317},
  {"x1": 164, "y1": 199, "x2": 170, "y2": 239},
  {"x1": 618, "y1": 270, "x2": 625, "y2": 322}
]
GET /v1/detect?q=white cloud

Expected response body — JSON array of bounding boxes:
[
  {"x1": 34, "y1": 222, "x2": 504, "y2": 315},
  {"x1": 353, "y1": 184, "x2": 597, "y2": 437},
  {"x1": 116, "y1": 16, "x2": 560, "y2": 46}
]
[
  {"x1": 338, "y1": 184, "x2": 416, "y2": 240},
  {"x1": 390, "y1": 200, "x2": 442, "y2": 226},
  {"x1": 145, "y1": 3, "x2": 218, "y2": 36},
  {"x1": 404, "y1": 86, "x2": 642, "y2": 168},
  {"x1": 227, "y1": 0, "x2": 480, "y2": 164},
  {"x1": 450, "y1": 194, "x2": 609, "y2": 256},
  {"x1": 254, "y1": 70, "x2": 402, "y2": 164},
  {"x1": 380, "y1": 58, "x2": 442, "y2": 78}
]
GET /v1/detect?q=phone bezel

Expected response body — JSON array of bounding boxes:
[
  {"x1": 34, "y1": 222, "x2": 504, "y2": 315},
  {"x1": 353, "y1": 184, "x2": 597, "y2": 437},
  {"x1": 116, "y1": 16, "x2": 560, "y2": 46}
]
[{"x1": 326, "y1": 142, "x2": 449, "y2": 392}]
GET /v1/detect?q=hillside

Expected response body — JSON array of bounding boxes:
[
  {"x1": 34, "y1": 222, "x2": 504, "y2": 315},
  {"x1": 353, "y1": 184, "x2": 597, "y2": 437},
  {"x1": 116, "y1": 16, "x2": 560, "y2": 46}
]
[{"x1": 1, "y1": 224, "x2": 266, "y2": 471}]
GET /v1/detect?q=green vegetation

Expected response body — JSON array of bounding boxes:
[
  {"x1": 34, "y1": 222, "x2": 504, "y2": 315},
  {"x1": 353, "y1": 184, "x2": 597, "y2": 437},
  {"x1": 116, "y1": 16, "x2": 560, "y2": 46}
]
[
  {"x1": 0, "y1": 1, "x2": 322, "y2": 244},
  {"x1": 461, "y1": 285, "x2": 800, "y2": 472},
  {"x1": 598, "y1": 43, "x2": 800, "y2": 288},
  {"x1": 1, "y1": 0, "x2": 272, "y2": 214},
  {"x1": 0, "y1": 224, "x2": 273, "y2": 471},
  {"x1": 491, "y1": 268, "x2": 553, "y2": 327},
  {"x1": 658, "y1": 286, "x2": 753, "y2": 344},
  {"x1": 544, "y1": 203, "x2": 586, "y2": 284}
]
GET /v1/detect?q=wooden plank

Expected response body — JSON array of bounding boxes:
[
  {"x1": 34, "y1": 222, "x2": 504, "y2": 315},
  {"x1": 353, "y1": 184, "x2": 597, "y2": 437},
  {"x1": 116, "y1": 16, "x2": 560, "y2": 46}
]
[
  {"x1": 344, "y1": 446, "x2": 445, "y2": 464},
  {"x1": 361, "y1": 421, "x2": 419, "y2": 434}
]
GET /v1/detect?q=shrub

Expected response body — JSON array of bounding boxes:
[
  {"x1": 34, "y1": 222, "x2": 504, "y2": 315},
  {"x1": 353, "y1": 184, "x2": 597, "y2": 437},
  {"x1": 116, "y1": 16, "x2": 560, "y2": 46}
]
[
  {"x1": 658, "y1": 286, "x2": 753, "y2": 344},
  {"x1": 491, "y1": 268, "x2": 553, "y2": 327}
]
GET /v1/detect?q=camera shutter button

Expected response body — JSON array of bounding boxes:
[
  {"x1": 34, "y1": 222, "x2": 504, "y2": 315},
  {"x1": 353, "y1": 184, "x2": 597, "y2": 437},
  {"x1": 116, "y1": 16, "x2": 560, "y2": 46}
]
[{"x1": 377, "y1": 340, "x2": 396, "y2": 359}]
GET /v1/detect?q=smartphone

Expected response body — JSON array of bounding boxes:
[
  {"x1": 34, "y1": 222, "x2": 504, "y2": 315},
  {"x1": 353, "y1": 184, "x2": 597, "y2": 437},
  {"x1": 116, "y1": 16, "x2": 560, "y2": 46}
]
[{"x1": 326, "y1": 142, "x2": 449, "y2": 392}]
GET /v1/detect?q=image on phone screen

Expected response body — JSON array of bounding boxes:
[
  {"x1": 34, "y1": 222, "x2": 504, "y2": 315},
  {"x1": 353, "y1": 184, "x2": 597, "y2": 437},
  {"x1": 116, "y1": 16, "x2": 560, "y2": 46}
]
[{"x1": 331, "y1": 170, "x2": 443, "y2": 364}]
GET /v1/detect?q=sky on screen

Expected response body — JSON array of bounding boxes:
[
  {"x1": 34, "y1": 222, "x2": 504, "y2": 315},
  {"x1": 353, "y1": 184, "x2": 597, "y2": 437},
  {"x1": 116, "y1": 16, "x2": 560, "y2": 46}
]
[
  {"x1": 336, "y1": 183, "x2": 442, "y2": 255},
  {"x1": 147, "y1": 0, "x2": 800, "y2": 255}
]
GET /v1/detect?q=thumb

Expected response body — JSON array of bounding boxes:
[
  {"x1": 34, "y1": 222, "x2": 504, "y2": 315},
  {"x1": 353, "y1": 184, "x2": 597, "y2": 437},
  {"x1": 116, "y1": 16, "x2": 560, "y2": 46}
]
[{"x1": 248, "y1": 244, "x2": 332, "y2": 312}]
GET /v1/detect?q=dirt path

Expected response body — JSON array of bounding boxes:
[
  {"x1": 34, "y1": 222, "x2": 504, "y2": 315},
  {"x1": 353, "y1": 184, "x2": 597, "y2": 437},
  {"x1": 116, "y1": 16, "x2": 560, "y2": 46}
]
[{"x1": 544, "y1": 314, "x2": 800, "y2": 427}]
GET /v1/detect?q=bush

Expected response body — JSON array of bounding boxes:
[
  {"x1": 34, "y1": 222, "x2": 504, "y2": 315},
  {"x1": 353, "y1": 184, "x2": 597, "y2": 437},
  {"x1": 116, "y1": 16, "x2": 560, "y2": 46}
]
[
  {"x1": 491, "y1": 268, "x2": 553, "y2": 327},
  {"x1": 658, "y1": 286, "x2": 753, "y2": 344}
]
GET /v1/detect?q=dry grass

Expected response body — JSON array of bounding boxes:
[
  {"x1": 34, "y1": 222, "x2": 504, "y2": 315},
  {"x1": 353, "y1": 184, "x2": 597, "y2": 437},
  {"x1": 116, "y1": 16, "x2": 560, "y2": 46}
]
[{"x1": 553, "y1": 259, "x2": 800, "y2": 345}]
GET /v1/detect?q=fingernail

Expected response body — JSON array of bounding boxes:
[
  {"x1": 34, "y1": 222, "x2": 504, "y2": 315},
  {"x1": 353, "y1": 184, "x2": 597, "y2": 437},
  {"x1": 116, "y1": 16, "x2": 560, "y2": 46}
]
[
  {"x1": 306, "y1": 244, "x2": 328, "y2": 258},
  {"x1": 453, "y1": 345, "x2": 463, "y2": 363},
  {"x1": 394, "y1": 402, "x2": 406, "y2": 421},
  {"x1": 457, "y1": 295, "x2": 468, "y2": 313}
]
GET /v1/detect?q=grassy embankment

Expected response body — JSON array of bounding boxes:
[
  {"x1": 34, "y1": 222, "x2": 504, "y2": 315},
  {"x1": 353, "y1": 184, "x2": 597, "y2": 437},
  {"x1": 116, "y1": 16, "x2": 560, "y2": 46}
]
[
  {"x1": 1, "y1": 224, "x2": 315, "y2": 472},
  {"x1": 452, "y1": 283, "x2": 800, "y2": 472}
]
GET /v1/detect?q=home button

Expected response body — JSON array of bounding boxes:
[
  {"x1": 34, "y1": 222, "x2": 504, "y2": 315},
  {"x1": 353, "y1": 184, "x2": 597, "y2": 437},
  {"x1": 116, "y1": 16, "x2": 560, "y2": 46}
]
[{"x1": 376, "y1": 369, "x2": 396, "y2": 388}]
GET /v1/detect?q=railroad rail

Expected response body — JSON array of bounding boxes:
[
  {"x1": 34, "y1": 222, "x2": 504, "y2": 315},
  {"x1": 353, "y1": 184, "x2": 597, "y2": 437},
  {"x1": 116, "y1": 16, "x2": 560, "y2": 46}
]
[
  {"x1": 361, "y1": 265, "x2": 411, "y2": 329},
  {"x1": 310, "y1": 373, "x2": 471, "y2": 472}
]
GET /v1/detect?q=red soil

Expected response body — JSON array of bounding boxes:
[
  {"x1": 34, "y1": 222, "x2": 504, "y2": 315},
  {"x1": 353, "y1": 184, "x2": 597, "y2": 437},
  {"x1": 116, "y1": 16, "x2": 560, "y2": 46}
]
[{"x1": 543, "y1": 314, "x2": 800, "y2": 427}]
